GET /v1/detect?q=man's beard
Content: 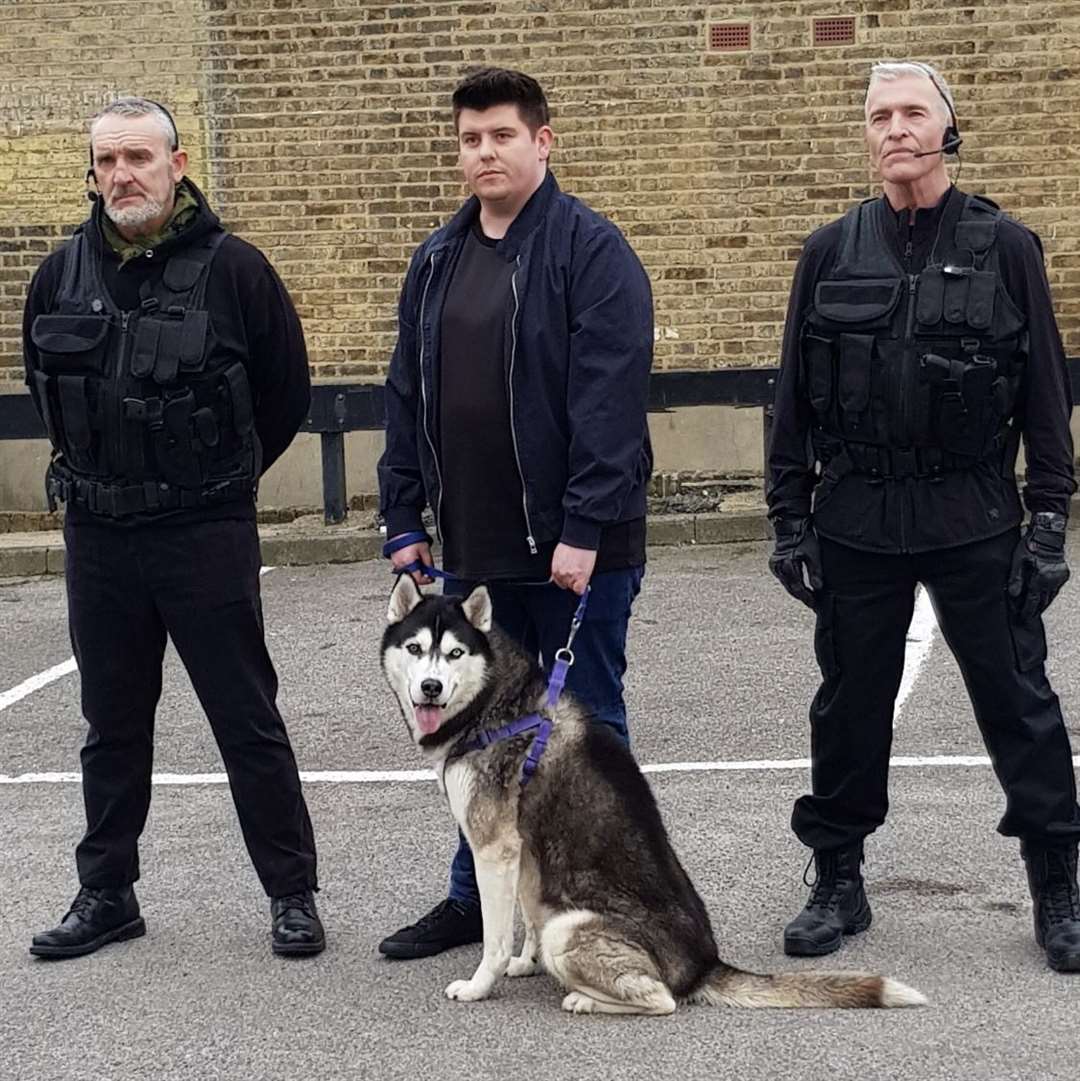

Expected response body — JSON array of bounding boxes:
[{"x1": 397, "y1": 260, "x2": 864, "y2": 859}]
[{"x1": 105, "y1": 193, "x2": 167, "y2": 231}]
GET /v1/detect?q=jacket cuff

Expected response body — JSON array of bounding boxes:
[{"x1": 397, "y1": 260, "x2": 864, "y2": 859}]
[
  {"x1": 560, "y1": 514, "x2": 603, "y2": 550},
  {"x1": 384, "y1": 506, "x2": 427, "y2": 540}
]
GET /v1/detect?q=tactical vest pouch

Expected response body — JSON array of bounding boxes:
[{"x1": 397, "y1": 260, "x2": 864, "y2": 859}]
[
  {"x1": 916, "y1": 269, "x2": 944, "y2": 327},
  {"x1": 150, "y1": 389, "x2": 204, "y2": 488},
  {"x1": 934, "y1": 355, "x2": 997, "y2": 457},
  {"x1": 162, "y1": 257, "x2": 206, "y2": 293},
  {"x1": 178, "y1": 310, "x2": 209, "y2": 371},
  {"x1": 802, "y1": 334, "x2": 833, "y2": 414},
  {"x1": 30, "y1": 315, "x2": 109, "y2": 375},
  {"x1": 192, "y1": 407, "x2": 220, "y2": 449},
  {"x1": 153, "y1": 320, "x2": 183, "y2": 384},
  {"x1": 966, "y1": 272, "x2": 996, "y2": 330},
  {"x1": 837, "y1": 334, "x2": 874, "y2": 430},
  {"x1": 131, "y1": 319, "x2": 160, "y2": 378},
  {"x1": 943, "y1": 271, "x2": 969, "y2": 325},
  {"x1": 32, "y1": 370, "x2": 60, "y2": 446},
  {"x1": 814, "y1": 278, "x2": 902, "y2": 329},
  {"x1": 149, "y1": 310, "x2": 209, "y2": 384},
  {"x1": 57, "y1": 376, "x2": 92, "y2": 451},
  {"x1": 223, "y1": 363, "x2": 255, "y2": 436}
]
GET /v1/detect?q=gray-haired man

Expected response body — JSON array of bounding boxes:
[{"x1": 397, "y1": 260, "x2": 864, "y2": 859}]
[
  {"x1": 767, "y1": 62, "x2": 1080, "y2": 970},
  {"x1": 24, "y1": 98, "x2": 324, "y2": 959}
]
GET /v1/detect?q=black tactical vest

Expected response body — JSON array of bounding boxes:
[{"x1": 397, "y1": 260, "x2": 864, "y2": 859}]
[
  {"x1": 801, "y1": 190, "x2": 1027, "y2": 479},
  {"x1": 30, "y1": 225, "x2": 259, "y2": 517}
]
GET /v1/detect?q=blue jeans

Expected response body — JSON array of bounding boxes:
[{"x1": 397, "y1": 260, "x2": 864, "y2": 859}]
[{"x1": 443, "y1": 566, "x2": 644, "y2": 905}]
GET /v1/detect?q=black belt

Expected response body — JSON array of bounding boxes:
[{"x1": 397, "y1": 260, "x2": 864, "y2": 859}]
[
  {"x1": 840, "y1": 442, "x2": 997, "y2": 481},
  {"x1": 46, "y1": 464, "x2": 254, "y2": 518}
]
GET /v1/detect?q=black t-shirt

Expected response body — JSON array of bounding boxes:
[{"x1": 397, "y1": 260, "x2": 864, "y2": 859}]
[{"x1": 439, "y1": 221, "x2": 645, "y2": 581}]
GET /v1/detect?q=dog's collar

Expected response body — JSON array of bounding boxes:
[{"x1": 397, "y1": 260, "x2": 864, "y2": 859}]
[{"x1": 449, "y1": 713, "x2": 553, "y2": 787}]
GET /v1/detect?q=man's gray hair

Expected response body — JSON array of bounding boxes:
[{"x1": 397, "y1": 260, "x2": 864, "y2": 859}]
[
  {"x1": 865, "y1": 61, "x2": 956, "y2": 125},
  {"x1": 89, "y1": 97, "x2": 179, "y2": 151}
]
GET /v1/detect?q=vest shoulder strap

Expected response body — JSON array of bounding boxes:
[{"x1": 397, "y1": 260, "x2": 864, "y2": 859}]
[
  {"x1": 156, "y1": 227, "x2": 229, "y2": 309},
  {"x1": 954, "y1": 194, "x2": 1002, "y2": 256},
  {"x1": 55, "y1": 228, "x2": 97, "y2": 311},
  {"x1": 833, "y1": 198, "x2": 899, "y2": 279}
]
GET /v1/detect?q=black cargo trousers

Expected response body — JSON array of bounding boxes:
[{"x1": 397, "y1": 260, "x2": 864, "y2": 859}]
[
  {"x1": 63, "y1": 515, "x2": 318, "y2": 896},
  {"x1": 793, "y1": 527, "x2": 1080, "y2": 851}
]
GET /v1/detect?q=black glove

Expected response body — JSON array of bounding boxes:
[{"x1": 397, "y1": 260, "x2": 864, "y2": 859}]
[
  {"x1": 1008, "y1": 511, "x2": 1070, "y2": 622},
  {"x1": 769, "y1": 517, "x2": 824, "y2": 609}
]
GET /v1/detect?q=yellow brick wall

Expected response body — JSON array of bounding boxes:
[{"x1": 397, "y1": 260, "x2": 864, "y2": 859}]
[{"x1": 2, "y1": 0, "x2": 1079, "y2": 389}]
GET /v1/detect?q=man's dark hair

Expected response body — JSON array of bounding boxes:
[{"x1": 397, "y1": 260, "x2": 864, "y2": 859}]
[{"x1": 452, "y1": 68, "x2": 550, "y2": 133}]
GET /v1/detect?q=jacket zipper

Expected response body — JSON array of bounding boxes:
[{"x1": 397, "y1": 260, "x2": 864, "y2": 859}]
[
  {"x1": 507, "y1": 256, "x2": 537, "y2": 554},
  {"x1": 418, "y1": 252, "x2": 445, "y2": 542},
  {"x1": 113, "y1": 309, "x2": 133, "y2": 476},
  {"x1": 898, "y1": 273, "x2": 919, "y2": 553}
]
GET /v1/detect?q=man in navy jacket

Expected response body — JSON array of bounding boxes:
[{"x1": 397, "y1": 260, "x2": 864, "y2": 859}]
[{"x1": 377, "y1": 68, "x2": 654, "y2": 959}]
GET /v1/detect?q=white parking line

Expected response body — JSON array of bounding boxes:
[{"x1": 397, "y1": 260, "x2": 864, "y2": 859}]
[
  {"x1": 0, "y1": 566, "x2": 277, "y2": 716},
  {"x1": 4, "y1": 755, "x2": 1075, "y2": 786},
  {"x1": 0, "y1": 658, "x2": 78, "y2": 714},
  {"x1": 894, "y1": 586, "x2": 938, "y2": 724}
]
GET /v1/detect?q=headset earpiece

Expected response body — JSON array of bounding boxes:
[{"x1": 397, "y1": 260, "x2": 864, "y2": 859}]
[{"x1": 942, "y1": 125, "x2": 962, "y2": 156}]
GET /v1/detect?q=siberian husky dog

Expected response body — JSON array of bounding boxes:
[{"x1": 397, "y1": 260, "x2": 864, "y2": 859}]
[{"x1": 381, "y1": 576, "x2": 926, "y2": 1014}]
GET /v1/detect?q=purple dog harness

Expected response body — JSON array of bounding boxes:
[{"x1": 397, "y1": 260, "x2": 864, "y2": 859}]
[{"x1": 455, "y1": 585, "x2": 589, "y2": 786}]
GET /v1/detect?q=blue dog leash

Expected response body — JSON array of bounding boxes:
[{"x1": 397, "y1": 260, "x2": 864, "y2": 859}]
[
  {"x1": 382, "y1": 529, "x2": 456, "y2": 580},
  {"x1": 384, "y1": 530, "x2": 590, "y2": 785}
]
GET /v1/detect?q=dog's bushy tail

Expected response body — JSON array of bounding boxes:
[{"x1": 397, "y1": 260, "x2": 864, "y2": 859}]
[{"x1": 689, "y1": 962, "x2": 926, "y2": 1009}]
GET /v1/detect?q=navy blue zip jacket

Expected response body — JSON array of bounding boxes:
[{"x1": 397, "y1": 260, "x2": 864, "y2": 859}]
[{"x1": 378, "y1": 171, "x2": 654, "y2": 552}]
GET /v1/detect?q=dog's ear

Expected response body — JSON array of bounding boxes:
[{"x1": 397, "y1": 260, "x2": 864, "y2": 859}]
[
  {"x1": 387, "y1": 575, "x2": 424, "y2": 623},
  {"x1": 460, "y1": 585, "x2": 493, "y2": 632}
]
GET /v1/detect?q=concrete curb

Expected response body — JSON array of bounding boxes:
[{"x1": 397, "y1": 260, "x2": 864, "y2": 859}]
[{"x1": 0, "y1": 510, "x2": 772, "y2": 579}]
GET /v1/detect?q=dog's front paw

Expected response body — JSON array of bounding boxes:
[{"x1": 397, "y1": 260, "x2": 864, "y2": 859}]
[
  {"x1": 445, "y1": 978, "x2": 490, "y2": 1002},
  {"x1": 507, "y1": 955, "x2": 541, "y2": 978}
]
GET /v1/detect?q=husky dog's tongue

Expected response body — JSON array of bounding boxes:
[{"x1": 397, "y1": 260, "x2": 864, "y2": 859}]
[{"x1": 414, "y1": 704, "x2": 444, "y2": 735}]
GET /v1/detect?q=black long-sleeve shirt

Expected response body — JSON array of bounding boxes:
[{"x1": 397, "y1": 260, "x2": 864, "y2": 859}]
[{"x1": 768, "y1": 189, "x2": 1076, "y2": 550}]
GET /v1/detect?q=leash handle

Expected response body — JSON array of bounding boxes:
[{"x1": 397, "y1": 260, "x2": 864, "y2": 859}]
[
  {"x1": 398, "y1": 559, "x2": 456, "y2": 582},
  {"x1": 383, "y1": 530, "x2": 459, "y2": 581},
  {"x1": 545, "y1": 584, "x2": 591, "y2": 707},
  {"x1": 382, "y1": 530, "x2": 432, "y2": 559}
]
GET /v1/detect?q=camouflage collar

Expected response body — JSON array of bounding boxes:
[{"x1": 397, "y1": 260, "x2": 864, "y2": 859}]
[{"x1": 101, "y1": 185, "x2": 199, "y2": 265}]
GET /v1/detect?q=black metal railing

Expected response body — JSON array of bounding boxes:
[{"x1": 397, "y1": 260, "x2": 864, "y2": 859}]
[{"x1": 4, "y1": 360, "x2": 1079, "y2": 523}]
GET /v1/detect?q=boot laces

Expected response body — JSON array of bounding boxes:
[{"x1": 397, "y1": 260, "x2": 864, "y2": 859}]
[
  {"x1": 275, "y1": 891, "x2": 315, "y2": 918},
  {"x1": 802, "y1": 853, "x2": 844, "y2": 912},
  {"x1": 67, "y1": 886, "x2": 105, "y2": 920},
  {"x1": 1042, "y1": 853, "x2": 1080, "y2": 923}
]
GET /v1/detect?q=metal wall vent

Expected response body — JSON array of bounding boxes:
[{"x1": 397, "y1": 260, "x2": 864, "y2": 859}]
[
  {"x1": 813, "y1": 16, "x2": 856, "y2": 45},
  {"x1": 708, "y1": 23, "x2": 751, "y2": 51}
]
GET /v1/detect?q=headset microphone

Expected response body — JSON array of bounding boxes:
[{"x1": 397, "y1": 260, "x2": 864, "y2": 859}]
[{"x1": 911, "y1": 131, "x2": 964, "y2": 158}]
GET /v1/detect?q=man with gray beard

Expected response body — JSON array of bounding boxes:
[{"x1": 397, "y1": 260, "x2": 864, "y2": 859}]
[{"x1": 23, "y1": 97, "x2": 324, "y2": 959}]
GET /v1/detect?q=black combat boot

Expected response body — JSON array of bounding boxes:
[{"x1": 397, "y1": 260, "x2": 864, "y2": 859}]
[
  {"x1": 1023, "y1": 842, "x2": 1080, "y2": 972},
  {"x1": 378, "y1": 899, "x2": 483, "y2": 960},
  {"x1": 784, "y1": 841, "x2": 872, "y2": 957},
  {"x1": 271, "y1": 890, "x2": 326, "y2": 956},
  {"x1": 30, "y1": 885, "x2": 145, "y2": 959}
]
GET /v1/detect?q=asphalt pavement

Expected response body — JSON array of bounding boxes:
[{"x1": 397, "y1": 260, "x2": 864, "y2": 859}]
[{"x1": 2, "y1": 541, "x2": 1080, "y2": 1081}]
